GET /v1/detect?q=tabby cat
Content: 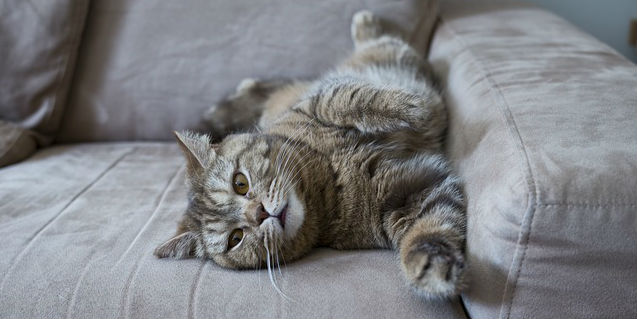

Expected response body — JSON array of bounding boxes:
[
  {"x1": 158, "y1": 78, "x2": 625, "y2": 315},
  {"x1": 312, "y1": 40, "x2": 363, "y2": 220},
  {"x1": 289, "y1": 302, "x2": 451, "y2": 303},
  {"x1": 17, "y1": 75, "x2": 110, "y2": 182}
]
[{"x1": 155, "y1": 11, "x2": 466, "y2": 299}]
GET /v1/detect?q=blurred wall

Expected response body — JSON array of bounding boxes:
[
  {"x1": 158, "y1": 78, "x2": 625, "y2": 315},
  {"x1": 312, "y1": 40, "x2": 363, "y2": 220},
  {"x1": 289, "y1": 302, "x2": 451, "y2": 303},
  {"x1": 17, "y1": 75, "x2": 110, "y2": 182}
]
[{"x1": 525, "y1": 0, "x2": 637, "y2": 63}]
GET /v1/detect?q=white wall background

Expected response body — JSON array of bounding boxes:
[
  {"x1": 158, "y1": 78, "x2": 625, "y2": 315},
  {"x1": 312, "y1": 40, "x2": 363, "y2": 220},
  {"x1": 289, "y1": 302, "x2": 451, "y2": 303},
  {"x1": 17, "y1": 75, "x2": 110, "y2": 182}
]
[{"x1": 524, "y1": 0, "x2": 637, "y2": 63}]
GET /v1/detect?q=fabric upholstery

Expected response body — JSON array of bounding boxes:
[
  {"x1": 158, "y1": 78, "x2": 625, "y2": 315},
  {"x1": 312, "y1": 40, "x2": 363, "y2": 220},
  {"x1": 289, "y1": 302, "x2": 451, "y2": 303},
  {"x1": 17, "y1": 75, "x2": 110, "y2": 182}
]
[
  {"x1": 430, "y1": 2, "x2": 637, "y2": 318},
  {"x1": 0, "y1": 120, "x2": 37, "y2": 167},
  {"x1": 3, "y1": 1, "x2": 635, "y2": 318},
  {"x1": 0, "y1": 0, "x2": 89, "y2": 166},
  {"x1": 0, "y1": 143, "x2": 467, "y2": 319},
  {"x1": 57, "y1": 0, "x2": 439, "y2": 142}
]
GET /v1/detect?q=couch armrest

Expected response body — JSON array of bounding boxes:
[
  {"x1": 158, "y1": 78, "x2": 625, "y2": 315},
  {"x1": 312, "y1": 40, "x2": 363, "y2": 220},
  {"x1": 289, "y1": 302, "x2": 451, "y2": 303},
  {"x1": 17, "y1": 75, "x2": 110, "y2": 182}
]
[{"x1": 429, "y1": 2, "x2": 637, "y2": 318}]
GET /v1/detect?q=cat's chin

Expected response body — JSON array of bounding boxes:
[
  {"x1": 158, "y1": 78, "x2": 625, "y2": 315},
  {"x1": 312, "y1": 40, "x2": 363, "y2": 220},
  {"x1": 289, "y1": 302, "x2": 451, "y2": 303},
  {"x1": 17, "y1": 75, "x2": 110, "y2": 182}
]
[{"x1": 281, "y1": 190, "x2": 305, "y2": 239}]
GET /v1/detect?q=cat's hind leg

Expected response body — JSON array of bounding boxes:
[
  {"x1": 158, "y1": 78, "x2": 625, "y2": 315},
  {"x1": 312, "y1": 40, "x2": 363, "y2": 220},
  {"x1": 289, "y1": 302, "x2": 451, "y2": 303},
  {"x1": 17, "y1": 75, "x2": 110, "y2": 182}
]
[
  {"x1": 345, "y1": 11, "x2": 435, "y2": 80},
  {"x1": 351, "y1": 10, "x2": 384, "y2": 47},
  {"x1": 203, "y1": 78, "x2": 292, "y2": 138}
]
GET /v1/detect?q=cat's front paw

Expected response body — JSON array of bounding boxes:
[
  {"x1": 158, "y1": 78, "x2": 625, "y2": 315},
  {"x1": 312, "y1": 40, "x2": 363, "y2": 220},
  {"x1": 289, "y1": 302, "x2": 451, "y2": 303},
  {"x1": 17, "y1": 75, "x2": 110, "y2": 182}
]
[
  {"x1": 203, "y1": 102, "x2": 231, "y2": 138},
  {"x1": 401, "y1": 237, "x2": 465, "y2": 299},
  {"x1": 203, "y1": 78, "x2": 262, "y2": 138}
]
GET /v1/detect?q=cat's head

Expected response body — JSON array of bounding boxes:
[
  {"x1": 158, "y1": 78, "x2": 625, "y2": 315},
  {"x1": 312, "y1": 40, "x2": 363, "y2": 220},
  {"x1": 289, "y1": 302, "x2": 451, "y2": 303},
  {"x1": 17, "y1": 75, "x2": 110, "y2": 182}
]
[{"x1": 154, "y1": 131, "x2": 316, "y2": 269}]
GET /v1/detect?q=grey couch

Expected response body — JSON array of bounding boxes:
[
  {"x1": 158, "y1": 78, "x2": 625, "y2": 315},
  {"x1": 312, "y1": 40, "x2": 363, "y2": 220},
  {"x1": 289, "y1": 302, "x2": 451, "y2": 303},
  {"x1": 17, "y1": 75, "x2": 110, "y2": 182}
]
[{"x1": 1, "y1": 1, "x2": 635, "y2": 318}]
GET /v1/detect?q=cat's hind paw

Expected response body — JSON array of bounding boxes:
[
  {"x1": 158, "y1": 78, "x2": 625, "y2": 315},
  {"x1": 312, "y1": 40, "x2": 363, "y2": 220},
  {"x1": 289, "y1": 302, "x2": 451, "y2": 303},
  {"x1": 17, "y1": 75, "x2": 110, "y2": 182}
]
[
  {"x1": 401, "y1": 237, "x2": 466, "y2": 299},
  {"x1": 351, "y1": 10, "x2": 384, "y2": 46}
]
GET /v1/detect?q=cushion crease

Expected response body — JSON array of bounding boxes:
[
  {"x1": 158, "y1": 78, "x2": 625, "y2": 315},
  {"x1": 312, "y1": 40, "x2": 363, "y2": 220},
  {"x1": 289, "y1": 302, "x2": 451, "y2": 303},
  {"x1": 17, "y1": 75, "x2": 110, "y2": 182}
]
[
  {"x1": 0, "y1": 146, "x2": 137, "y2": 293},
  {"x1": 438, "y1": 22, "x2": 539, "y2": 319},
  {"x1": 188, "y1": 260, "x2": 207, "y2": 319},
  {"x1": 114, "y1": 164, "x2": 184, "y2": 266}
]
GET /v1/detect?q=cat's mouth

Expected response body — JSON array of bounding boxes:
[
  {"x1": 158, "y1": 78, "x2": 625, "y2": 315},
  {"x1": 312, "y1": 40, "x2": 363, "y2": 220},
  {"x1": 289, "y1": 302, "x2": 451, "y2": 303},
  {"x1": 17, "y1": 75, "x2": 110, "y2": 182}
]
[
  {"x1": 275, "y1": 203, "x2": 288, "y2": 229},
  {"x1": 261, "y1": 203, "x2": 288, "y2": 230}
]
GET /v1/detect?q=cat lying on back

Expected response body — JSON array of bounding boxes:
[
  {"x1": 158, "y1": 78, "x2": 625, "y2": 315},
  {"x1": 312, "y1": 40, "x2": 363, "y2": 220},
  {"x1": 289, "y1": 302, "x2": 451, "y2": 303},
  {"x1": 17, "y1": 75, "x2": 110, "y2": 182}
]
[{"x1": 155, "y1": 10, "x2": 466, "y2": 299}]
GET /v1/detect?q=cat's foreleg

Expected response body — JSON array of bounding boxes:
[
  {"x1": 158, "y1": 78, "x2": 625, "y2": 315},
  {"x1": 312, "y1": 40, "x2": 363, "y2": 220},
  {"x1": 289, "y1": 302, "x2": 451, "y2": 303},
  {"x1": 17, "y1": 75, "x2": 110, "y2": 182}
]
[
  {"x1": 294, "y1": 82, "x2": 435, "y2": 134},
  {"x1": 397, "y1": 208, "x2": 466, "y2": 298},
  {"x1": 380, "y1": 161, "x2": 467, "y2": 298}
]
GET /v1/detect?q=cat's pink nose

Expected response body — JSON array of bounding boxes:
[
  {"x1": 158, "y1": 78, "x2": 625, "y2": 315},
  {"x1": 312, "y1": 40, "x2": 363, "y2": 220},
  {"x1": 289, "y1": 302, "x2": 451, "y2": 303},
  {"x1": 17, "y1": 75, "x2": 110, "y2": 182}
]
[{"x1": 256, "y1": 204, "x2": 270, "y2": 225}]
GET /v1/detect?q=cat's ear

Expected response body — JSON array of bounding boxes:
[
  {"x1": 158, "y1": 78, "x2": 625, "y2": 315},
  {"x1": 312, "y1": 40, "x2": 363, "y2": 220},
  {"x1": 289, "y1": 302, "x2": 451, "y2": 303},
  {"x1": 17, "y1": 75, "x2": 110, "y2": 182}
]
[
  {"x1": 154, "y1": 231, "x2": 198, "y2": 259},
  {"x1": 173, "y1": 131, "x2": 216, "y2": 175}
]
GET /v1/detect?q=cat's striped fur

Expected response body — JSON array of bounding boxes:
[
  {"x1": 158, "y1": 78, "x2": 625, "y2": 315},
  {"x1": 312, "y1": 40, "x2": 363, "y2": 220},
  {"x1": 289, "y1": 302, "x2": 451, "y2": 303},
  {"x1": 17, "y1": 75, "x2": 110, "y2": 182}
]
[{"x1": 156, "y1": 10, "x2": 466, "y2": 299}]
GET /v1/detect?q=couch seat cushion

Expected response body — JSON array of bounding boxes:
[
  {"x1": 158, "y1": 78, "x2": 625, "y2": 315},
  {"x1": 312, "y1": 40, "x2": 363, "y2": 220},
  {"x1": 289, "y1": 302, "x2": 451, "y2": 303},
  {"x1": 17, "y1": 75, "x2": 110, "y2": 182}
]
[{"x1": 0, "y1": 143, "x2": 466, "y2": 319}]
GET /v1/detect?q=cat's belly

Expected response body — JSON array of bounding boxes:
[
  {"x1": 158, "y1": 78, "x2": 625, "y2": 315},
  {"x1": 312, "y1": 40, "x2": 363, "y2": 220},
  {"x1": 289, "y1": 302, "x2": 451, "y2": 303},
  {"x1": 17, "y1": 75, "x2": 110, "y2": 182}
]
[
  {"x1": 319, "y1": 145, "x2": 397, "y2": 250},
  {"x1": 271, "y1": 113, "x2": 442, "y2": 249}
]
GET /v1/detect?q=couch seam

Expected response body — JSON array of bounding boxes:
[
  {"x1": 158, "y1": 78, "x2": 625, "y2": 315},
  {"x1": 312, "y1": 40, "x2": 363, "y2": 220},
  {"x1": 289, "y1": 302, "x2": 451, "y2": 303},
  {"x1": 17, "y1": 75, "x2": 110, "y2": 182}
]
[
  {"x1": 188, "y1": 260, "x2": 207, "y2": 319},
  {"x1": 0, "y1": 146, "x2": 137, "y2": 294},
  {"x1": 538, "y1": 203, "x2": 637, "y2": 207},
  {"x1": 65, "y1": 252, "x2": 102, "y2": 319},
  {"x1": 438, "y1": 23, "x2": 539, "y2": 319},
  {"x1": 118, "y1": 164, "x2": 183, "y2": 319},
  {"x1": 114, "y1": 164, "x2": 184, "y2": 267},
  {"x1": 119, "y1": 254, "x2": 143, "y2": 319}
]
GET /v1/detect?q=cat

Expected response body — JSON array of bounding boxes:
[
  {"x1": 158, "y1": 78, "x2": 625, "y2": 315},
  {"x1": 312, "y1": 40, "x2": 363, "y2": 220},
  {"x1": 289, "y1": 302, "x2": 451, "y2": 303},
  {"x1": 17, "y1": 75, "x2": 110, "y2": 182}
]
[{"x1": 155, "y1": 10, "x2": 467, "y2": 299}]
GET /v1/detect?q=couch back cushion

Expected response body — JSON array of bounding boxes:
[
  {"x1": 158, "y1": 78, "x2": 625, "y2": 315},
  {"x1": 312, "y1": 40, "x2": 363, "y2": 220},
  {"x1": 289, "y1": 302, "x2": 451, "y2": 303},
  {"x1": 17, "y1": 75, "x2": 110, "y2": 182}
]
[
  {"x1": 0, "y1": 0, "x2": 88, "y2": 166},
  {"x1": 57, "y1": 0, "x2": 438, "y2": 142}
]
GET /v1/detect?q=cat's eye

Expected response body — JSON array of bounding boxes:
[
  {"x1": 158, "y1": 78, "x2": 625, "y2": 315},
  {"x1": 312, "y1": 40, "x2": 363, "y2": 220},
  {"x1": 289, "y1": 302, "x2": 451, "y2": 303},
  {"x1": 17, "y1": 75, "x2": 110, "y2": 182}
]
[
  {"x1": 228, "y1": 229, "x2": 244, "y2": 249},
  {"x1": 232, "y1": 172, "x2": 249, "y2": 195}
]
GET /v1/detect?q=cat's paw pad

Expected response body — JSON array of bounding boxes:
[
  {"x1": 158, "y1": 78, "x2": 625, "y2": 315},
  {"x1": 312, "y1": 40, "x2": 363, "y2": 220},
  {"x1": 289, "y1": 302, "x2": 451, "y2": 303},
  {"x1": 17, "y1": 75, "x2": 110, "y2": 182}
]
[
  {"x1": 401, "y1": 238, "x2": 465, "y2": 298},
  {"x1": 351, "y1": 10, "x2": 383, "y2": 45}
]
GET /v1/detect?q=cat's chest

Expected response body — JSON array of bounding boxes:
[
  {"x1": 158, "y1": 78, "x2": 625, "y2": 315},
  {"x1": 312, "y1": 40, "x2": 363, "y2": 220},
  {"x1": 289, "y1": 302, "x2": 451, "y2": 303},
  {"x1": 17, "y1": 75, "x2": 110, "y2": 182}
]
[
  {"x1": 319, "y1": 146, "x2": 391, "y2": 249},
  {"x1": 329, "y1": 144, "x2": 390, "y2": 205}
]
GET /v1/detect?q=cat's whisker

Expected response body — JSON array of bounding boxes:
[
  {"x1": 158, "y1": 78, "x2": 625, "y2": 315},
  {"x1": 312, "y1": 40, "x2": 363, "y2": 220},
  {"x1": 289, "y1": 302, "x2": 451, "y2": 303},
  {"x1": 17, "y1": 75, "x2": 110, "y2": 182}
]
[
  {"x1": 281, "y1": 144, "x2": 308, "y2": 181},
  {"x1": 273, "y1": 135, "x2": 293, "y2": 191},
  {"x1": 268, "y1": 176, "x2": 277, "y2": 202},
  {"x1": 274, "y1": 237, "x2": 283, "y2": 277},
  {"x1": 264, "y1": 231, "x2": 291, "y2": 301},
  {"x1": 254, "y1": 243, "x2": 263, "y2": 288},
  {"x1": 279, "y1": 146, "x2": 315, "y2": 199},
  {"x1": 275, "y1": 119, "x2": 314, "y2": 191},
  {"x1": 278, "y1": 237, "x2": 288, "y2": 271},
  {"x1": 274, "y1": 119, "x2": 311, "y2": 183},
  {"x1": 276, "y1": 139, "x2": 306, "y2": 196},
  {"x1": 281, "y1": 181, "x2": 299, "y2": 201},
  {"x1": 277, "y1": 137, "x2": 316, "y2": 201},
  {"x1": 280, "y1": 235, "x2": 288, "y2": 272},
  {"x1": 288, "y1": 155, "x2": 314, "y2": 186},
  {"x1": 281, "y1": 119, "x2": 315, "y2": 182}
]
